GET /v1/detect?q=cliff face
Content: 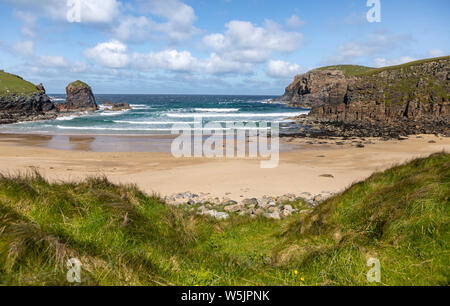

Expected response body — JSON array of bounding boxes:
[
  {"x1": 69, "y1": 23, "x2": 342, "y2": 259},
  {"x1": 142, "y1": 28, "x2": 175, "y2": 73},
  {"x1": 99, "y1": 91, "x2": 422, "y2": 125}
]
[
  {"x1": 277, "y1": 70, "x2": 349, "y2": 108},
  {"x1": 279, "y1": 57, "x2": 449, "y2": 126},
  {"x1": 58, "y1": 80, "x2": 98, "y2": 112},
  {"x1": 0, "y1": 72, "x2": 57, "y2": 124},
  {"x1": 0, "y1": 93, "x2": 58, "y2": 124}
]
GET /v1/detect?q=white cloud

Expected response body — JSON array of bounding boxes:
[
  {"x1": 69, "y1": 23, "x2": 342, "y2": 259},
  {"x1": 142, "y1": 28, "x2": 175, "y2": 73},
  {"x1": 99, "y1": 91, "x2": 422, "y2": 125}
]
[
  {"x1": 201, "y1": 53, "x2": 252, "y2": 75},
  {"x1": 13, "y1": 10, "x2": 37, "y2": 37},
  {"x1": 267, "y1": 60, "x2": 302, "y2": 78},
  {"x1": 286, "y1": 14, "x2": 305, "y2": 28},
  {"x1": 37, "y1": 55, "x2": 70, "y2": 68},
  {"x1": 8, "y1": 0, "x2": 121, "y2": 23},
  {"x1": 428, "y1": 49, "x2": 446, "y2": 57},
  {"x1": 373, "y1": 56, "x2": 416, "y2": 68},
  {"x1": 324, "y1": 32, "x2": 412, "y2": 64},
  {"x1": 132, "y1": 49, "x2": 198, "y2": 72},
  {"x1": 203, "y1": 20, "x2": 303, "y2": 63},
  {"x1": 112, "y1": 15, "x2": 153, "y2": 42},
  {"x1": 84, "y1": 40, "x2": 129, "y2": 68},
  {"x1": 77, "y1": 0, "x2": 121, "y2": 23},
  {"x1": 13, "y1": 40, "x2": 34, "y2": 57},
  {"x1": 136, "y1": 0, "x2": 199, "y2": 42}
]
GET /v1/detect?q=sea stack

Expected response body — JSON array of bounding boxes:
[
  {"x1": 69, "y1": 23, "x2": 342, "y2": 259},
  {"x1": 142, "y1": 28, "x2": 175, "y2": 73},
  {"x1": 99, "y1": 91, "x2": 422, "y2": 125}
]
[{"x1": 61, "y1": 80, "x2": 98, "y2": 112}]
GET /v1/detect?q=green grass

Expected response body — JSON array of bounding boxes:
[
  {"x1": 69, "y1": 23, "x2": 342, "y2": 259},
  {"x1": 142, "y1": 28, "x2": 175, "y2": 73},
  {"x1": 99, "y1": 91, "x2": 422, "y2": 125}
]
[
  {"x1": 357, "y1": 55, "x2": 450, "y2": 76},
  {"x1": 315, "y1": 65, "x2": 375, "y2": 76},
  {"x1": 0, "y1": 153, "x2": 449, "y2": 286},
  {"x1": 68, "y1": 80, "x2": 91, "y2": 89},
  {"x1": 0, "y1": 70, "x2": 39, "y2": 96},
  {"x1": 314, "y1": 56, "x2": 449, "y2": 77}
]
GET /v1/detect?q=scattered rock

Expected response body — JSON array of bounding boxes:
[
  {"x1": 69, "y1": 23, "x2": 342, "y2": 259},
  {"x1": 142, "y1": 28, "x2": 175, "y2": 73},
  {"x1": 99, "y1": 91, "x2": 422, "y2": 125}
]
[
  {"x1": 264, "y1": 211, "x2": 281, "y2": 220},
  {"x1": 242, "y1": 198, "x2": 259, "y2": 206},
  {"x1": 320, "y1": 174, "x2": 334, "y2": 178},
  {"x1": 224, "y1": 203, "x2": 245, "y2": 212},
  {"x1": 102, "y1": 99, "x2": 131, "y2": 111}
]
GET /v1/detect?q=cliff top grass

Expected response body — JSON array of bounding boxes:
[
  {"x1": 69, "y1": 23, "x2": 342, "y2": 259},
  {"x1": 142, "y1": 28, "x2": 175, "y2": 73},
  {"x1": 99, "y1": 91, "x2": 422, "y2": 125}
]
[
  {"x1": 0, "y1": 70, "x2": 39, "y2": 96},
  {"x1": 0, "y1": 152, "x2": 448, "y2": 286},
  {"x1": 67, "y1": 80, "x2": 91, "y2": 89},
  {"x1": 315, "y1": 56, "x2": 449, "y2": 77},
  {"x1": 357, "y1": 55, "x2": 450, "y2": 76},
  {"x1": 315, "y1": 65, "x2": 375, "y2": 76}
]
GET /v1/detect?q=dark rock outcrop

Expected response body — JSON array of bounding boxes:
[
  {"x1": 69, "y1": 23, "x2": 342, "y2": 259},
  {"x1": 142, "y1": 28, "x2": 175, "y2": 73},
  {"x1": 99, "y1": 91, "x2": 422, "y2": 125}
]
[
  {"x1": 279, "y1": 56, "x2": 450, "y2": 137},
  {"x1": 0, "y1": 93, "x2": 58, "y2": 124},
  {"x1": 58, "y1": 80, "x2": 98, "y2": 112},
  {"x1": 102, "y1": 99, "x2": 131, "y2": 111},
  {"x1": 277, "y1": 70, "x2": 349, "y2": 108}
]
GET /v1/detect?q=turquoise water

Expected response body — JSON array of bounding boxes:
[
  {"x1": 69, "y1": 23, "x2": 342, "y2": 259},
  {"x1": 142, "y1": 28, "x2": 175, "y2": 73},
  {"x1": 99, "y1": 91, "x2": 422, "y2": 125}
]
[{"x1": 0, "y1": 95, "x2": 309, "y2": 135}]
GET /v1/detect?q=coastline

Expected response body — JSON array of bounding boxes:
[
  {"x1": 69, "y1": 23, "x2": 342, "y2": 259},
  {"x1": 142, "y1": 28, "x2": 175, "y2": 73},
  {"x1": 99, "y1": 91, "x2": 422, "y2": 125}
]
[{"x1": 0, "y1": 132, "x2": 448, "y2": 201}]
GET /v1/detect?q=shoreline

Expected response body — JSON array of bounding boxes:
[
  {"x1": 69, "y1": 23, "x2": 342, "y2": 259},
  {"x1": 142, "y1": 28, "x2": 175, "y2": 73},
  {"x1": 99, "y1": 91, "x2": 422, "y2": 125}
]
[{"x1": 0, "y1": 132, "x2": 448, "y2": 201}]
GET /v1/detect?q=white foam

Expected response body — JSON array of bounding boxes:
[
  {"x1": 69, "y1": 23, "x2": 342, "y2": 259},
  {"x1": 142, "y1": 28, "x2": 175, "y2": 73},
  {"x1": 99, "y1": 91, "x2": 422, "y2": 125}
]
[
  {"x1": 167, "y1": 111, "x2": 308, "y2": 118},
  {"x1": 56, "y1": 116, "x2": 76, "y2": 121},
  {"x1": 113, "y1": 120, "x2": 201, "y2": 125},
  {"x1": 194, "y1": 108, "x2": 240, "y2": 112},
  {"x1": 49, "y1": 97, "x2": 66, "y2": 102},
  {"x1": 98, "y1": 109, "x2": 130, "y2": 116},
  {"x1": 56, "y1": 126, "x2": 271, "y2": 131}
]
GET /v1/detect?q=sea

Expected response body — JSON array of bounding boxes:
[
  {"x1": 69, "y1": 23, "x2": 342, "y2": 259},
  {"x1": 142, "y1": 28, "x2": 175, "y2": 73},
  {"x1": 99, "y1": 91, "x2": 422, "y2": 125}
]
[{"x1": 0, "y1": 94, "x2": 309, "y2": 135}]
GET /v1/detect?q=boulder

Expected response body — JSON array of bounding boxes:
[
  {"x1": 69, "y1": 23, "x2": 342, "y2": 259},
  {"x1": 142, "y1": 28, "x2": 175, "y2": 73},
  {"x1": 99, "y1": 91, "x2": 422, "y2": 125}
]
[
  {"x1": 241, "y1": 198, "x2": 259, "y2": 206},
  {"x1": 102, "y1": 99, "x2": 131, "y2": 111},
  {"x1": 224, "y1": 203, "x2": 245, "y2": 212}
]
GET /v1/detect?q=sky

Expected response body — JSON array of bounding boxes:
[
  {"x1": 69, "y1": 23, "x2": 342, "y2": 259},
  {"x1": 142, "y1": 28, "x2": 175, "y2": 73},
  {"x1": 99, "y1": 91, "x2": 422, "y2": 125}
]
[{"x1": 0, "y1": 0, "x2": 448, "y2": 95}]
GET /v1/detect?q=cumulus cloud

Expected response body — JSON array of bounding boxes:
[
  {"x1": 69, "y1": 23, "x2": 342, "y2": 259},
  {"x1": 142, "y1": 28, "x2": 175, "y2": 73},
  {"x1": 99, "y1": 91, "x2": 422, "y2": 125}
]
[
  {"x1": 84, "y1": 40, "x2": 129, "y2": 68},
  {"x1": 83, "y1": 39, "x2": 256, "y2": 75},
  {"x1": 112, "y1": 15, "x2": 153, "y2": 42},
  {"x1": 203, "y1": 20, "x2": 303, "y2": 63},
  {"x1": 428, "y1": 49, "x2": 446, "y2": 57},
  {"x1": 201, "y1": 53, "x2": 252, "y2": 75},
  {"x1": 132, "y1": 49, "x2": 198, "y2": 72},
  {"x1": 132, "y1": 0, "x2": 200, "y2": 42},
  {"x1": 286, "y1": 14, "x2": 305, "y2": 28},
  {"x1": 373, "y1": 56, "x2": 416, "y2": 67},
  {"x1": 13, "y1": 40, "x2": 34, "y2": 57},
  {"x1": 267, "y1": 60, "x2": 302, "y2": 78}
]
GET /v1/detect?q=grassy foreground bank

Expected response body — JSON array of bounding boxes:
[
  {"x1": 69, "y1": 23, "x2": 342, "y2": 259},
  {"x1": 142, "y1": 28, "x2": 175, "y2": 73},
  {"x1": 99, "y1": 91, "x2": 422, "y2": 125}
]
[{"x1": 0, "y1": 153, "x2": 449, "y2": 286}]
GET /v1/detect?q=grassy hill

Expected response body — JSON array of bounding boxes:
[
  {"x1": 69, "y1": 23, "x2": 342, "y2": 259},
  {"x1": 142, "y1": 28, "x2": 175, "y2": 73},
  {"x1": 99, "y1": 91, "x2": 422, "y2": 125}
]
[
  {"x1": 0, "y1": 70, "x2": 39, "y2": 96},
  {"x1": 0, "y1": 153, "x2": 448, "y2": 286}
]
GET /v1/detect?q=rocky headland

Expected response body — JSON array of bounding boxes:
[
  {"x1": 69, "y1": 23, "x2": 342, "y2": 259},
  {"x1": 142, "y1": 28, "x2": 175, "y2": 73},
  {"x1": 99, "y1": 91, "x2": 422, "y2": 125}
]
[
  {"x1": 0, "y1": 71, "x2": 58, "y2": 124},
  {"x1": 278, "y1": 56, "x2": 450, "y2": 138}
]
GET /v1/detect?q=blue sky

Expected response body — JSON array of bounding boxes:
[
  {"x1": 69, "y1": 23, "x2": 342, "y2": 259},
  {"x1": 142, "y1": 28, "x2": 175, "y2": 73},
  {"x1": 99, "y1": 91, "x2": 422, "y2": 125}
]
[{"x1": 0, "y1": 0, "x2": 448, "y2": 94}]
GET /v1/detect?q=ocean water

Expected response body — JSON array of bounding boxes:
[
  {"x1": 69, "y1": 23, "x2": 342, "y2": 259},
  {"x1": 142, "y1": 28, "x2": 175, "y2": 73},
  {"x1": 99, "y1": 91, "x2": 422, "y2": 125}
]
[{"x1": 0, "y1": 94, "x2": 309, "y2": 135}]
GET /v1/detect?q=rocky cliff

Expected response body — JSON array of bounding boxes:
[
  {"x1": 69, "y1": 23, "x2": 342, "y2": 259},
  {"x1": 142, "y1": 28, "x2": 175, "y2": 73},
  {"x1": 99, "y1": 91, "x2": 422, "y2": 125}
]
[
  {"x1": 0, "y1": 71, "x2": 58, "y2": 124},
  {"x1": 279, "y1": 57, "x2": 450, "y2": 137},
  {"x1": 58, "y1": 80, "x2": 98, "y2": 112},
  {"x1": 277, "y1": 69, "x2": 350, "y2": 108}
]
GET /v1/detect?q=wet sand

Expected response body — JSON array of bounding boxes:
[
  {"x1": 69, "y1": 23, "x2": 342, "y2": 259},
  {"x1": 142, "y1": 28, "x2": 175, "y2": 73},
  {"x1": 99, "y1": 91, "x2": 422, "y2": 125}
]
[{"x1": 0, "y1": 133, "x2": 448, "y2": 200}]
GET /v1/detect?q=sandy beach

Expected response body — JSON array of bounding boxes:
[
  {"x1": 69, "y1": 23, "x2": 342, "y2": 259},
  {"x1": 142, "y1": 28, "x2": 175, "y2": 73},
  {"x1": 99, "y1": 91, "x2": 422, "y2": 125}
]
[{"x1": 0, "y1": 133, "x2": 448, "y2": 200}]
